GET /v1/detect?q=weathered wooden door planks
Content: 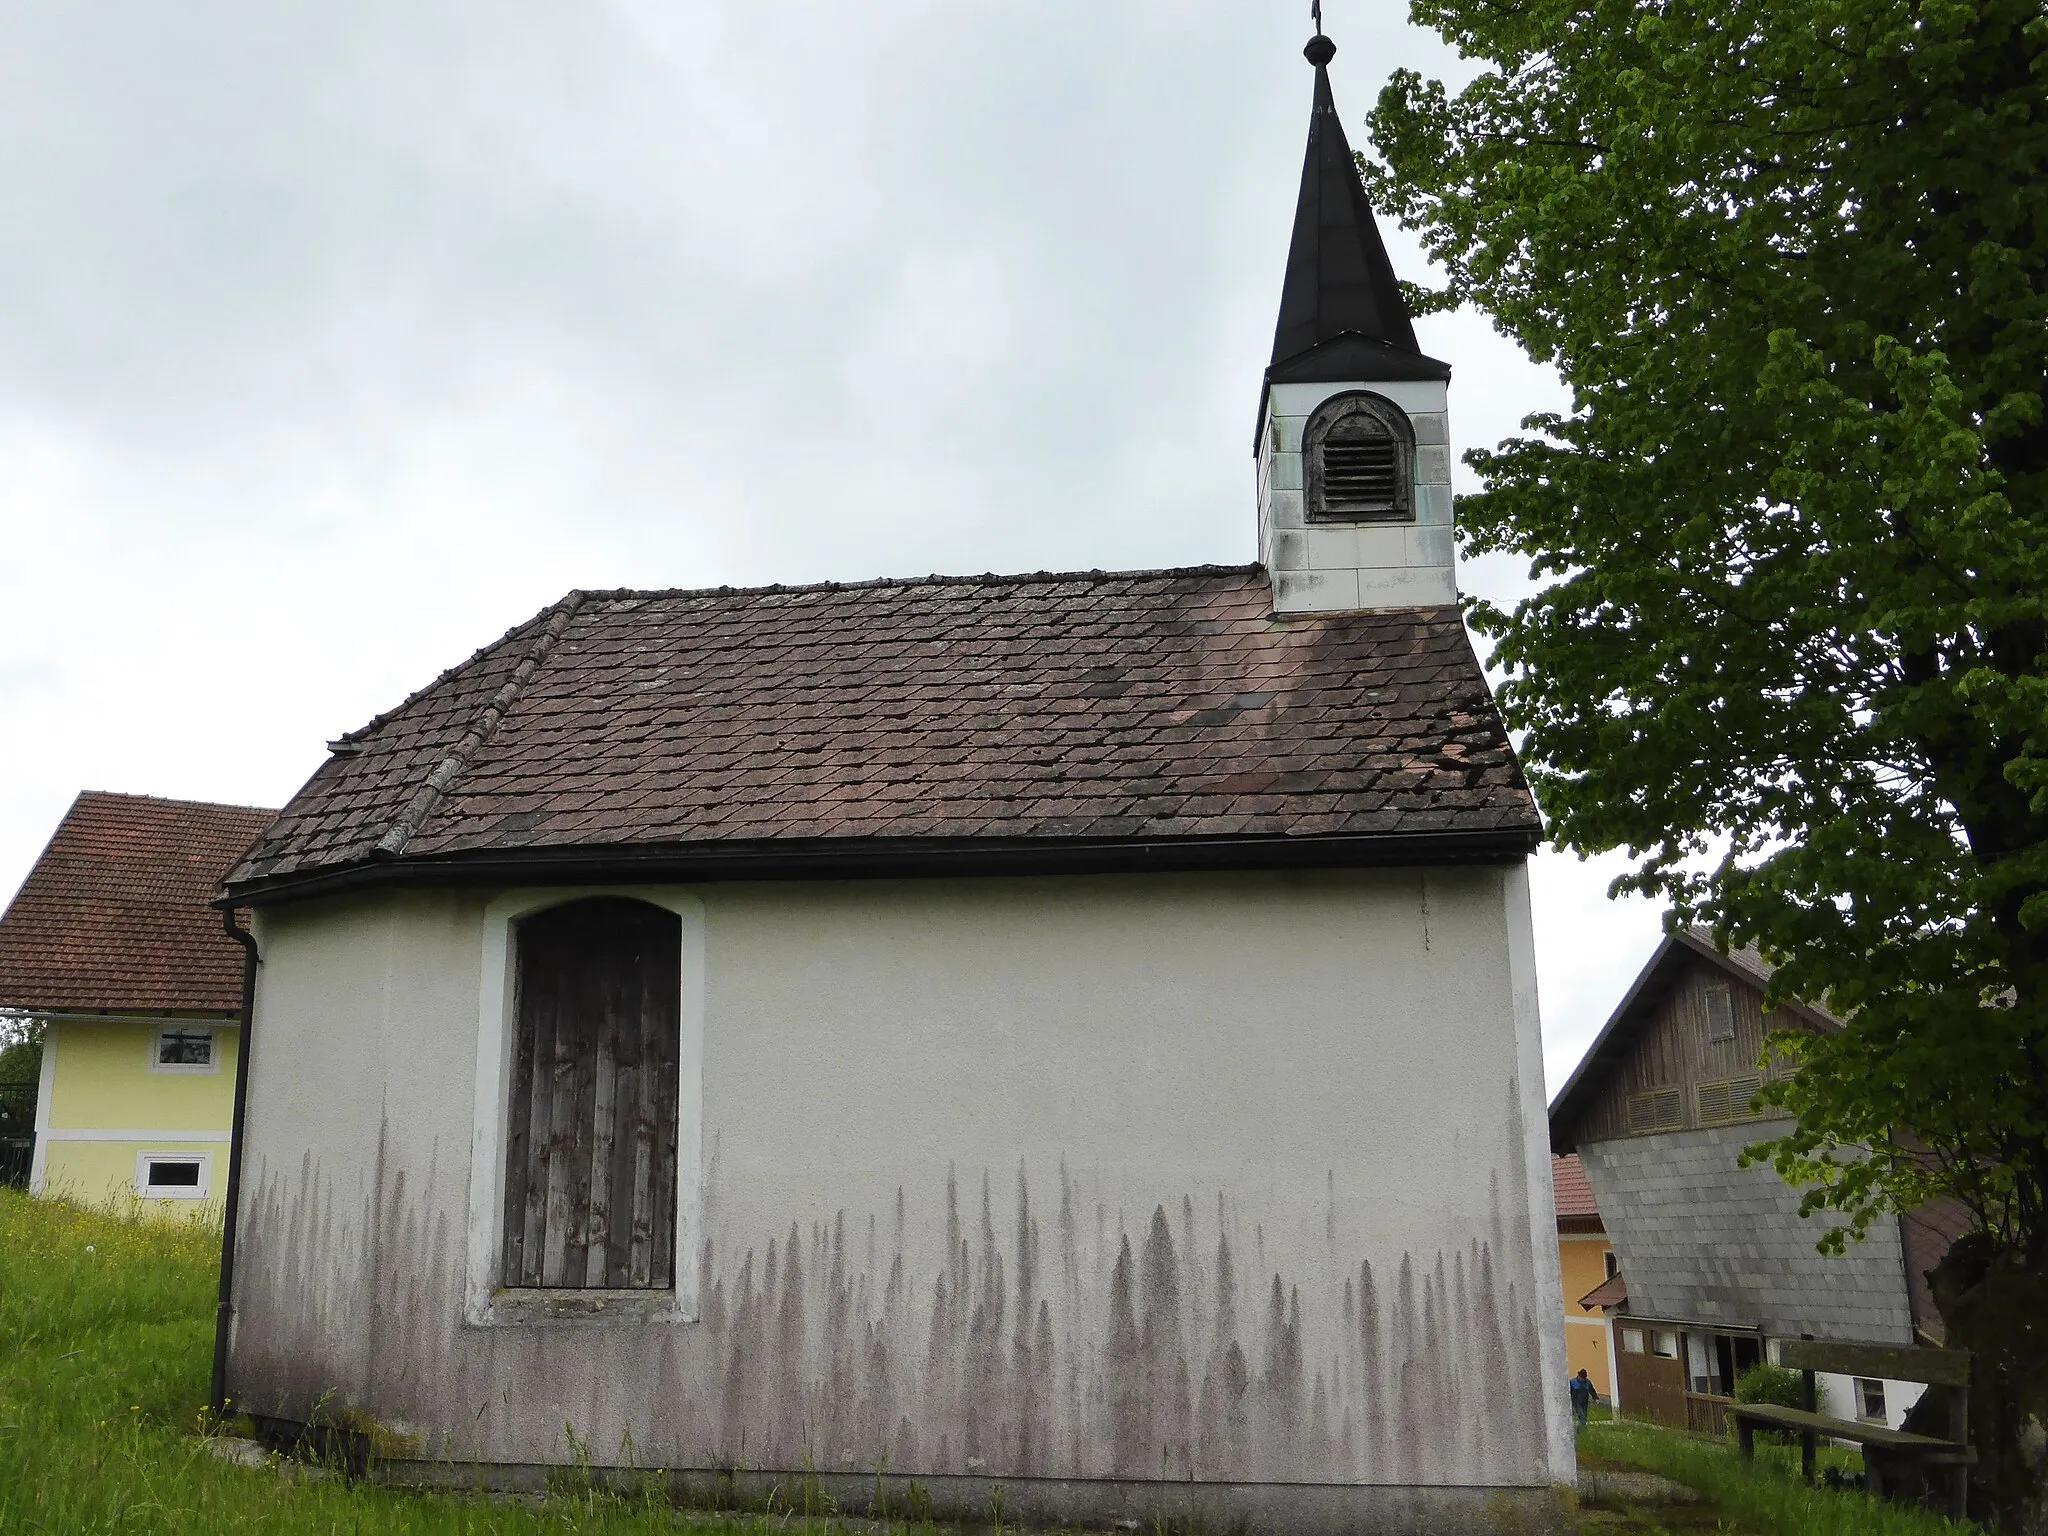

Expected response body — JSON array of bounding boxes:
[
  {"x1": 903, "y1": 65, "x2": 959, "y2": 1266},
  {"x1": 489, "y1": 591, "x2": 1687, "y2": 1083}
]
[{"x1": 502, "y1": 897, "x2": 682, "y2": 1289}]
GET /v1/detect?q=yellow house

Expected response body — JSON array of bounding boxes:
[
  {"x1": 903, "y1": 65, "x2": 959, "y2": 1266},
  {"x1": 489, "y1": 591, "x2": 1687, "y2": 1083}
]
[
  {"x1": 1553, "y1": 1153, "x2": 1617, "y2": 1403},
  {"x1": 0, "y1": 791, "x2": 274, "y2": 1213}
]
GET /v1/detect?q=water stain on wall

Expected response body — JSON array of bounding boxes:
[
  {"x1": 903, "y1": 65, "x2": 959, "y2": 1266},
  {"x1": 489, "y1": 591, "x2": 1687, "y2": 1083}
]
[{"x1": 230, "y1": 1128, "x2": 1548, "y2": 1485}]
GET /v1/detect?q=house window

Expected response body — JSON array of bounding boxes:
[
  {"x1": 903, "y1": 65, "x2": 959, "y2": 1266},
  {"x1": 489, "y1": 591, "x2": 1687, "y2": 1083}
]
[
  {"x1": 1856, "y1": 1378, "x2": 1887, "y2": 1422},
  {"x1": 501, "y1": 897, "x2": 683, "y2": 1290},
  {"x1": 136, "y1": 1151, "x2": 211, "y2": 1199},
  {"x1": 1621, "y1": 1327, "x2": 1646, "y2": 1354},
  {"x1": 1651, "y1": 1330, "x2": 1679, "y2": 1359},
  {"x1": 1626, "y1": 1087, "x2": 1684, "y2": 1133},
  {"x1": 1303, "y1": 391, "x2": 1414, "y2": 523},
  {"x1": 1703, "y1": 980, "x2": 1735, "y2": 1043},
  {"x1": 1605, "y1": 1250, "x2": 1620, "y2": 1279},
  {"x1": 150, "y1": 1027, "x2": 218, "y2": 1074}
]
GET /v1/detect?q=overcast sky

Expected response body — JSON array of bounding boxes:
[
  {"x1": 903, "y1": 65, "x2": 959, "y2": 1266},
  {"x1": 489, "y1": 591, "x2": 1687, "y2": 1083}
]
[{"x1": 0, "y1": 0, "x2": 1666, "y2": 1093}]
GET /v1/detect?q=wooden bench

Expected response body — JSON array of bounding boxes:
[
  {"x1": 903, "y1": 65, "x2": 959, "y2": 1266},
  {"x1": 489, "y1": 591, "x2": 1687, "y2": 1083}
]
[{"x1": 1728, "y1": 1338, "x2": 1973, "y2": 1518}]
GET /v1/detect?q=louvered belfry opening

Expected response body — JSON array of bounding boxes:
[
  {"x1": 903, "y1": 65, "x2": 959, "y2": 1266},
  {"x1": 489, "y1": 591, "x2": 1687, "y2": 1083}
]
[
  {"x1": 1304, "y1": 390, "x2": 1413, "y2": 522},
  {"x1": 502, "y1": 897, "x2": 682, "y2": 1290},
  {"x1": 1321, "y1": 436, "x2": 1401, "y2": 515}
]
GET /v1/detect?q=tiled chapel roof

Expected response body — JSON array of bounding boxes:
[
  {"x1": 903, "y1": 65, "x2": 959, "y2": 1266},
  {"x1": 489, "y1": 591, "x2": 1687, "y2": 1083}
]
[
  {"x1": 225, "y1": 566, "x2": 1539, "y2": 902},
  {"x1": 0, "y1": 791, "x2": 276, "y2": 1015}
]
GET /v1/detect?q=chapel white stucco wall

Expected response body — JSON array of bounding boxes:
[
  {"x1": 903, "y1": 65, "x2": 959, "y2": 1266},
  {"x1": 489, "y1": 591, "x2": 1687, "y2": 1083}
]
[{"x1": 230, "y1": 868, "x2": 1568, "y2": 1501}]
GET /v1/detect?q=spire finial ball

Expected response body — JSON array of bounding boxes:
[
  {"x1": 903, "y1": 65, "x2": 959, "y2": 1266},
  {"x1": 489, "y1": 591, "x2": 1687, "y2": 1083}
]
[{"x1": 1304, "y1": 34, "x2": 1336, "y2": 66}]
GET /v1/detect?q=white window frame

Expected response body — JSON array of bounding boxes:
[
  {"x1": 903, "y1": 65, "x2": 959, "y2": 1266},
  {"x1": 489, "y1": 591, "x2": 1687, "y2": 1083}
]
[
  {"x1": 135, "y1": 1149, "x2": 212, "y2": 1199},
  {"x1": 147, "y1": 1025, "x2": 221, "y2": 1075},
  {"x1": 463, "y1": 887, "x2": 706, "y2": 1329},
  {"x1": 1855, "y1": 1377, "x2": 1887, "y2": 1422}
]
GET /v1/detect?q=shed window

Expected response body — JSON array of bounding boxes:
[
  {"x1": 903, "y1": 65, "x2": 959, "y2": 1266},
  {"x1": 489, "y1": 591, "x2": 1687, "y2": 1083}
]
[
  {"x1": 501, "y1": 897, "x2": 682, "y2": 1290},
  {"x1": 1687, "y1": 1333, "x2": 1718, "y2": 1395},
  {"x1": 1702, "y1": 980, "x2": 1735, "y2": 1043},
  {"x1": 1621, "y1": 1327, "x2": 1645, "y2": 1354},
  {"x1": 1856, "y1": 1378, "x2": 1887, "y2": 1422},
  {"x1": 1303, "y1": 391, "x2": 1414, "y2": 523}
]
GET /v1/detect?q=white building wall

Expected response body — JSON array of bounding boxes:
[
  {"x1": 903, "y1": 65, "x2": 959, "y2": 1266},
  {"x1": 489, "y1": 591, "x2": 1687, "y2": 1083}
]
[
  {"x1": 230, "y1": 866, "x2": 1566, "y2": 1502},
  {"x1": 1258, "y1": 380, "x2": 1457, "y2": 614}
]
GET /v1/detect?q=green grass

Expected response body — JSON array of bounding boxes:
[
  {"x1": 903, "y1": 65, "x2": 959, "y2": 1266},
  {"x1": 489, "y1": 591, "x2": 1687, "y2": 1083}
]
[
  {"x1": 1578, "y1": 1415, "x2": 1978, "y2": 1536},
  {"x1": 0, "y1": 1189, "x2": 844, "y2": 1534},
  {"x1": 1, "y1": 1189, "x2": 1978, "y2": 1535}
]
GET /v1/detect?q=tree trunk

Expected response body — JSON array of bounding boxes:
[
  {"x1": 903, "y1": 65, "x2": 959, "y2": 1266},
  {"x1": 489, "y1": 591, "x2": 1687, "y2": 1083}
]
[{"x1": 1931, "y1": 1232, "x2": 2048, "y2": 1533}]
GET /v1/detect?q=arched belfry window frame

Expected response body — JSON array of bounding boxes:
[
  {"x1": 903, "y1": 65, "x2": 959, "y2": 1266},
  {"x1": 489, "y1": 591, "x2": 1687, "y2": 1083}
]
[{"x1": 1304, "y1": 391, "x2": 1415, "y2": 524}]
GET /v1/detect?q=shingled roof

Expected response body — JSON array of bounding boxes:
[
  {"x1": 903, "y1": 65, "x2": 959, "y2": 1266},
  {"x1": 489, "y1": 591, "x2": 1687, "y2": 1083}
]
[
  {"x1": 224, "y1": 566, "x2": 1538, "y2": 904},
  {"x1": 0, "y1": 792, "x2": 276, "y2": 1015}
]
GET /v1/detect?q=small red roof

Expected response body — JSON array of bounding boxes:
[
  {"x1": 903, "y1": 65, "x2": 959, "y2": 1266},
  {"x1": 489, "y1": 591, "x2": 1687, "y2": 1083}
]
[
  {"x1": 1552, "y1": 1154, "x2": 1601, "y2": 1221},
  {"x1": 1579, "y1": 1271, "x2": 1628, "y2": 1311},
  {"x1": 0, "y1": 791, "x2": 276, "y2": 1015}
]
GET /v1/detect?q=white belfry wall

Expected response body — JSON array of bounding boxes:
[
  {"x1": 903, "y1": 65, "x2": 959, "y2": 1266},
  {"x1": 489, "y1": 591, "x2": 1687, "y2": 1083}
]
[
  {"x1": 1258, "y1": 379, "x2": 1456, "y2": 614},
  {"x1": 230, "y1": 867, "x2": 1568, "y2": 1510}
]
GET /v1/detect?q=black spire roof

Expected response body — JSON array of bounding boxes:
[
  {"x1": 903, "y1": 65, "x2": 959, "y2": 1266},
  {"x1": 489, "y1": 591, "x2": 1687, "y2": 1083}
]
[{"x1": 1267, "y1": 34, "x2": 1449, "y2": 387}]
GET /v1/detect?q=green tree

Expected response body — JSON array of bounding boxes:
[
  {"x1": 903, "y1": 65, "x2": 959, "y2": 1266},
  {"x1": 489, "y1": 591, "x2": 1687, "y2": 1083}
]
[
  {"x1": 1361, "y1": 0, "x2": 2046, "y2": 1523},
  {"x1": 0, "y1": 1012, "x2": 43, "y2": 1085}
]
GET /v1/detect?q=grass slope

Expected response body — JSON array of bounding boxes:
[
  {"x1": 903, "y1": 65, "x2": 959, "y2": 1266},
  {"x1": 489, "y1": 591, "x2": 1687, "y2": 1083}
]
[
  {"x1": 0, "y1": 1189, "x2": 1978, "y2": 1535},
  {"x1": 0, "y1": 1191, "x2": 796, "y2": 1534},
  {"x1": 1579, "y1": 1417, "x2": 1977, "y2": 1536}
]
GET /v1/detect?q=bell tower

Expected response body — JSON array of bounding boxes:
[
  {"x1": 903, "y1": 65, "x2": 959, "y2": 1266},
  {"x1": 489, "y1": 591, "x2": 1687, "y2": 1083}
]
[{"x1": 1258, "y1": 28, "x2": 1456, "y2": 614}]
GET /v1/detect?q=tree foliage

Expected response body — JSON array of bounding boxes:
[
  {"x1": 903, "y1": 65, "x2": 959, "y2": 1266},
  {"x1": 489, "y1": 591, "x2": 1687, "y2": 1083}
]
[
  {"x1": 1366, "y1": 0, "x2": 2046, "y2": 1249},
  {"x1": 0, "y1": 1011, "x2": 43, "y2": 1086},
  {"x1": 1363, "y1": 0, "x2": 2046, "y2": 1514}
]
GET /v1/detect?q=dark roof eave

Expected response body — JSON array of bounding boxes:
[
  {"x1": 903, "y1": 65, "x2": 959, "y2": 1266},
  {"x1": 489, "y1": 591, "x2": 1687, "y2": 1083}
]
[
  {"x1": 1, "y1": 1004, "x2": 247, "y2": 1021},
  {"x1": 218, "y1": 824, "x2": 1543, "y2": 910},
  {"x1": 1268, "y1": 336, "x2": 1452, "y2": 386},
  {"x1": 1254, "y1": 337, "x2": 1454, "y2": 452}
]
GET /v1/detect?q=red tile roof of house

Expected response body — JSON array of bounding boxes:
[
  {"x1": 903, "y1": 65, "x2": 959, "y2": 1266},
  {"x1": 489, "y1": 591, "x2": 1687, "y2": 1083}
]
[
  {"x1": 0, "y1": 792, "x2": 277, "y2": 1015},
  {"x1": 225, "y1": 568, "x2": 1538, "y2": 901},
  {"x1": 1552, "y1": 1154, "x2": 1601, "y2": 1221}
]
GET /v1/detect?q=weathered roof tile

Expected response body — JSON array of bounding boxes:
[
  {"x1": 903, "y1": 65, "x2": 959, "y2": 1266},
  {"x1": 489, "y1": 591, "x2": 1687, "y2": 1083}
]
[{"x1": 226, "y1": 566, "x2": 1536, "y2": 895}]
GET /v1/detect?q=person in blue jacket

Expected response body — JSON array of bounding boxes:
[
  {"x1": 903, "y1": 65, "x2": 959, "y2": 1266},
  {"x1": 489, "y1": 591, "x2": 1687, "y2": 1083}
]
[{"x1": 1570, "y1": 1367, "x2": 1600, "y2": 1428}]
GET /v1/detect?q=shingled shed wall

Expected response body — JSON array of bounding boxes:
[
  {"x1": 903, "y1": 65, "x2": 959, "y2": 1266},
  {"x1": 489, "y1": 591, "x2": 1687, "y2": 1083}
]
[{"x1": 1577, "y1": 1125, "x2": 1913, "y2": 1342}]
